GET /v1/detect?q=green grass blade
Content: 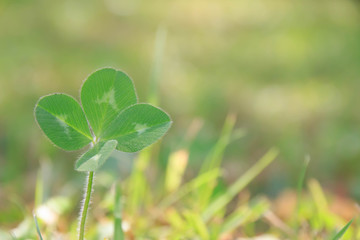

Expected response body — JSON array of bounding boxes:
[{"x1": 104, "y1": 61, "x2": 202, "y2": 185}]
[
  {"x1": 295, "y1": 155, "x2": 310, "y2": 230},
  {"x1": 184, "y1": 210, "x2": 209, "y2": 240},
  {"x1": 220, "y1": 197, "x2": 270, "y2": 235},
  {"x1": 148, "y1": 26, "x2": 167, "y2": 106},
  {"x1": 197, "y1": 114, "x2": 236, "y2": 209},
  {"x1": 200, "y1": 114, "x2": 236, "y2": 173},
  {"x1": 33, "y1": 214, "x2": 43, "y2": 240},
  {"x1": 165, "y1": 149, "x2": 189, "y2": 193},
  {"x1": 127, "y1": 150, "x2": 152, "y2": 214},
  {"x1": 166, "y1": 208, "x2": 186, "y2": 230},
  {"x1": 159, "y1": 169, "x2": 221, "y2": 209},
  {"x1": 297, "y1": 155, "x2": 310, "y2": 202},
  {"x1": 308, "y1": 178, "x2": 332, "y2": 230},
  {"x1": 34, "y1": 168, "x2": 43, "y2": 209},
  {"x1": 9, "y1": 232, "x2": 17, "y2": 240},
  {"x1": 114, "y1": 183, "x2": 124, "y2": 240},
  {"x1": 202, "y1": 148, "x2": 278, "y2": 221},
  {"x1": 332, "y1": 219, "x2": 353, "y2": 240}
]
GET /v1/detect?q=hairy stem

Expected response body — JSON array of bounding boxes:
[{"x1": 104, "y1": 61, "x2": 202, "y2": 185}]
[{"x1": 79, "y1": 171, "x2": 94, "y2": 240}]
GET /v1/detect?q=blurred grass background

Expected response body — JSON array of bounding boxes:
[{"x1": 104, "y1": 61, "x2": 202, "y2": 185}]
[{"x1": 1, "y1": 0, "x2": 360, "y2": 233}]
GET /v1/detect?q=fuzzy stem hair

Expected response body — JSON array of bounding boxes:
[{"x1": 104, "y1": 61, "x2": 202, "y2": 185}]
[{"x1": 78, "y1": 171, "x2": 94, "y2": 240}]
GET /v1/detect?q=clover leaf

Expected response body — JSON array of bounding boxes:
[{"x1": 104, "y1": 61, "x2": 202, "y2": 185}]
[
  {"x1": 35, "y1": 68, "x2": 172, "y2": 171},
  {"x1": 75, "y1": 140, "x2": 118, "y2": 172},
  {"x1": 35, "y1": 93, "x2": 92, "y2": 151},
  {"x1": 81, "y1": 68, "x2": 138, "y2": 137}
]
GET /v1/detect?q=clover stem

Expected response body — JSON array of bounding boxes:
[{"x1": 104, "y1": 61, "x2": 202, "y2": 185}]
[{"x1": 79, "y1": 171, "x2": 94, "y2": 240}]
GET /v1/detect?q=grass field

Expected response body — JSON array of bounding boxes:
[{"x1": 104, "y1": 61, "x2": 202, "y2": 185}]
[{"x1": 1, "y1": 0, "x2": 360, "y2": 239}]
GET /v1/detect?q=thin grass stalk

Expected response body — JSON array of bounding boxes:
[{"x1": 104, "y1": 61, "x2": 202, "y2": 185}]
[
  {"x1": 33, "y1": 214, "x2": 43, "y2": 240},
  {"x1": 114, "y1": 182, "x2": 124, "y2": 240}
]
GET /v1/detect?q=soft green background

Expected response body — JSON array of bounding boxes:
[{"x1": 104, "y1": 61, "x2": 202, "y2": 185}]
[{"x1": 1, "y1": 0, "x2": 360, "y2": 226}]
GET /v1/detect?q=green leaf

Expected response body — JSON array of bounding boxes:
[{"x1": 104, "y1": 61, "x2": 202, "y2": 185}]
[
  {"x1": 159, "y1": 169, "x2": 221, "y2": 209},
  {"x1": 332, "y1": 219, "x2": 353, "y2": 240},
  {"x1": 101, "y1": 103, "x2": 172, "y2": 152},
  {"x1": 75, "y1": 140, "x2": 118, "y2": 171},
  {"x1": 81, "y1": 68, "x2": 138, "y2": 137},
  {"x1": 183, "y1": 210, "x2": 209, "y2": 240},
  {"x1": 114, "y1": 182, "x2": 124, "y2": 240},
  {"x1": 202, "y1": 148, "x2": 278, "y2": 221},
  {"x1": 35, "y1": 94, "x2": 92, "y2": 151},
  {"x1": 220, "y1": 197, "x2": 270, "y2": 235},
  {"x1": 33, "y1": 214, "x2": 44, "y2": 240}
]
